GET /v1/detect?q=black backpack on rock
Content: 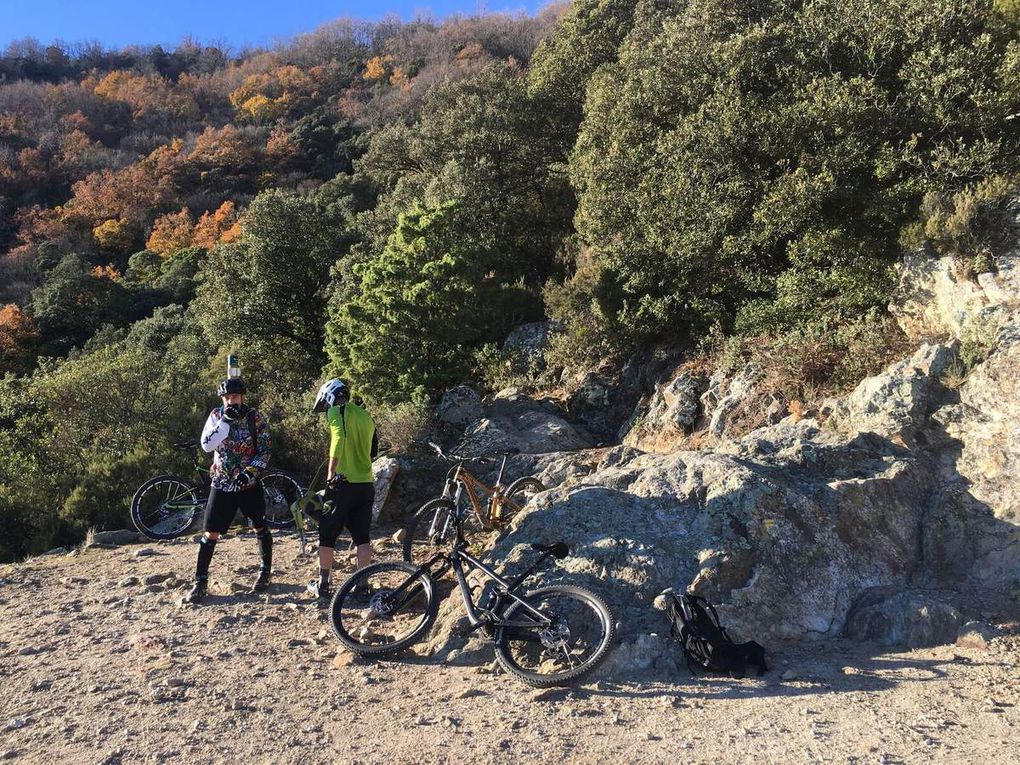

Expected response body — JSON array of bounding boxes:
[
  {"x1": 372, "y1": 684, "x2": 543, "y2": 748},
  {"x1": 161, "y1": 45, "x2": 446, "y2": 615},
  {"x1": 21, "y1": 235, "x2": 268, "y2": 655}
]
[{"x1": 667, "y1": 591, "x2": 768, "y2": 678}]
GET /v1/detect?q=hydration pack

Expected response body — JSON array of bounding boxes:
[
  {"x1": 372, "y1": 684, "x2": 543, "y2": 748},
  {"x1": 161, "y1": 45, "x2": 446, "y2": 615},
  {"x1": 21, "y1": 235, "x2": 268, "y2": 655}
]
[{"x1": 667, "y1": 591, "x2": 767, "y2": 678}]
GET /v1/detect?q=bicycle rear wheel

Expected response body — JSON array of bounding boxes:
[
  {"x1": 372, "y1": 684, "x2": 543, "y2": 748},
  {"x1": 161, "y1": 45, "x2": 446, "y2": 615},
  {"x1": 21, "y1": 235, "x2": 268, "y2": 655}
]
[
  {"x1": 495, "y1": 476, "x2": 546, "y2": 525},
  {"x1": 330, "y1": 562, "x2": 437, "y2": 656},
  {"x1": 130, "y1": 475, "x2": 203, "y2": 540},
  {"x1": 261, "y1": 470, "x2": 303, "y2": 529},
  {"x1": 494, "y1": 585, "x2": 615, "y2": 687}
]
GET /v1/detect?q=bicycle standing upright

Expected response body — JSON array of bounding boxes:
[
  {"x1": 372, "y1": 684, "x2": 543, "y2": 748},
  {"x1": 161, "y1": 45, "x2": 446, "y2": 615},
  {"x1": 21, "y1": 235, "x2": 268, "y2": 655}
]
[{"x1": 401, "y1": 442, "x2": 546, "y2": 564}]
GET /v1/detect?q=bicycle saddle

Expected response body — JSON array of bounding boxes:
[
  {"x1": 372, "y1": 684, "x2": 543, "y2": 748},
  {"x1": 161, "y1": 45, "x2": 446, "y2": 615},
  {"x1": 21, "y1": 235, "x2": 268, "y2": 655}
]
[{"x1": 530, "y1": 542, "x2": 569, "y2": 559}]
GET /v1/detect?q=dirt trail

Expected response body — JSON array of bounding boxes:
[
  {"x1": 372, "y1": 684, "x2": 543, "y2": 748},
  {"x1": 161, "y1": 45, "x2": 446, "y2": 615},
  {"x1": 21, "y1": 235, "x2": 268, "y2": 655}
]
[{"x1": 1, "y1": 532, "x2": 1018, "y2": 765}]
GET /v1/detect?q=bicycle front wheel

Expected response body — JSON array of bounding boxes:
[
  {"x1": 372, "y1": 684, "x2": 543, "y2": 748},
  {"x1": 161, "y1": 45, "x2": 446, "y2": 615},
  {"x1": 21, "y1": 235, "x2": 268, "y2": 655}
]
[
  {"x1": 130, "y1": 475, "x2": 203, "y2": 540},
  {"x1": 330, "y1": 562, "x2": 437, "y2": 656},
  {"x1": 261, "y1": 470, "x2": 304, "y2": 529},
  {"x1": 401, "y1": 498, "x2": 484, "y2": 565},
  {"x1": 494, "y1": 585, "x2": 615, "y2": 687}
]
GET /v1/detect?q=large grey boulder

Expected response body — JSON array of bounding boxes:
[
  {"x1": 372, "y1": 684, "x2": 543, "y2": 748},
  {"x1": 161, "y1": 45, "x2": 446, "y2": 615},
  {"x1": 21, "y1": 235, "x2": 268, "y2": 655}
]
[
  {"x1": 434, "y1": 386, "x2": 483, "y2": 430},
  {"x1": 891, "y1": 252, "x2": 1018, "y2": 339},
  {"x1": 425, "y1": 421, "x2": 933, "y2": 673},
  {"x1": 622, "y1": 371, "x2": 706, "y2": 453},
  {"x1": 370, "y1": 457, "x2": 401, "y2": 524},
  {"x1": 843, "y1": 589, "x2": 964, "y2": 648},
  {"x1": 454, "y1": 388, "x2": 593, "y2": 457},
  {"x1": 831, "y1": 343, "x2": 954, "y2": 445},
  {"x1": 503, "y1": 321, "x2": 552, "y2": 373}
]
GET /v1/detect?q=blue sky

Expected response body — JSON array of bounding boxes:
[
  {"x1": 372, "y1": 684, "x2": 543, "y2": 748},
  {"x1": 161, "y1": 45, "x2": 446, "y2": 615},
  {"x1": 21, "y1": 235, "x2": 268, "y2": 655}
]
[{"x1": 0, "y1": 0, "x2": 549, "y2": 51}]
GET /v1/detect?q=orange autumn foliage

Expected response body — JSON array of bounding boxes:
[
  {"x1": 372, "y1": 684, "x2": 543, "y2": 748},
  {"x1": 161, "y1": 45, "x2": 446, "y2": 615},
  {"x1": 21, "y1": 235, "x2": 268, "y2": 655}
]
[
  {"x1": 192, "y1": 201, "x2": 240, "y2": 249},
  {"x1": 146, "y1": 208, "x2": 195, "y2": 256},
  {"x1": 15, "y1": 205, "x2": 69, "y2": 246},
  {"x1": 0, "y1": 303, "x2": 38, "y2": 372},
  {"x1": 188, "y1": 125, "x2": 255, "y2": 170},
  {"x1": 59, "y1": 110, "x2": 92, "y2": 133},
  {"x1": 63, "y1": 140, "x2": 184, "y2": 229},
  {"x1": 90, "y1": 264, "x2": 122, "y2": 280},
  {"x1": 228, "y1": 65, "x2": 323, "y2": 122},
  {"x1": 94, "y1": 70, "x2": 199, "y2": 120},
  {"x1": 363, "y1": 55, "x2": 393, "y2": 81}
]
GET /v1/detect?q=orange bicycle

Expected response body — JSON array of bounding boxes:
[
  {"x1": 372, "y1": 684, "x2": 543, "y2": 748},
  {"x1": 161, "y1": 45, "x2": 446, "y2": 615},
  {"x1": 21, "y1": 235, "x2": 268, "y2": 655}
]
[{"x1": 401, "y1": 442, "x2": 546, "y2": 565}]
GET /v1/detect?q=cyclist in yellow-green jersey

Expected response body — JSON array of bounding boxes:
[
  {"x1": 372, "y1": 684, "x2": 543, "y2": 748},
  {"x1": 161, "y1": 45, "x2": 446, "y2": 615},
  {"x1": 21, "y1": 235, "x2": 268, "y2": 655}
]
[{"x1": 308, "y1": 378, "x2": 378, "y2": 605}]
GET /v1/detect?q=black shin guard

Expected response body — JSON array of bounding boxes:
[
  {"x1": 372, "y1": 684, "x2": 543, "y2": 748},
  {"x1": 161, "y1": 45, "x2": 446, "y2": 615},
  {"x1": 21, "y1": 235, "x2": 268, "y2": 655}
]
[
  {"x1": 256, "y1": 528, "x2": 272, "y2": 573},
  {"x1": 196, "y1": 535, "x2": 217, "y2": 581}
]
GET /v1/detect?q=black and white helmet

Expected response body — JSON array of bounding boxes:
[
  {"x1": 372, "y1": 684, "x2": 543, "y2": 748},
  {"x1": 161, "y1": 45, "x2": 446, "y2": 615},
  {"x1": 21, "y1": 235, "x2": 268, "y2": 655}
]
[{"x1": 313, "y1": 378, "x2": 349, "y2": 412}]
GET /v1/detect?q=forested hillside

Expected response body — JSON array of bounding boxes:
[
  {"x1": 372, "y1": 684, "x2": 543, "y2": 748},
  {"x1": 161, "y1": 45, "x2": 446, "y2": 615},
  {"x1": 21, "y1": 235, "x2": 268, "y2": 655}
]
[{"x1": 2, "y1": 0, "x2": 1019, "y2": 561}]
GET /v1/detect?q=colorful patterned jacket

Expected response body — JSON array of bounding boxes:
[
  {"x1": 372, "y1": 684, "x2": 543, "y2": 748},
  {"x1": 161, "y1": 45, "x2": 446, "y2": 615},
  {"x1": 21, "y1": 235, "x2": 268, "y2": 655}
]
[{"x1": 200, "y1": 407, "x2": 272, "y2": 492}]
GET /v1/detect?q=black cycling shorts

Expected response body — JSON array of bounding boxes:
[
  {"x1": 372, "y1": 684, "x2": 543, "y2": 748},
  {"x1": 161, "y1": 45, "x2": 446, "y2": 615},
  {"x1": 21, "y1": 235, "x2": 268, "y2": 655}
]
[
  {"x1": 204, "y1": 483, "x2": 266, "y2": 534},
  {"x1": 319, "y1": 482, "x2": 375, "y2": 548}
]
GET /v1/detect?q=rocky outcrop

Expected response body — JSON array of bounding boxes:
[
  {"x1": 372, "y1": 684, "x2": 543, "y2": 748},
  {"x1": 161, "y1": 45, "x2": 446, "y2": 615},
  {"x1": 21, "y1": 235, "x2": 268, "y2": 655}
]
[
  {"x1": 566, "y1": 351, "x2": 683, "y2": 444},
  {"x1": 891, "y1": 252, "x2": 1019, "y2": 339},
  {"x1": 428, "y1": 405, "x2": 946, "y2": 668},
  {"x1": 454, "y1": 388, "x2": 593, "y2": 457},
  {"x1": 427, "y1": 386, "x2": 595, "y2": 459},
  {"x1": 434, "y1": 386, "x2": 484, "y2": 431},
  {"x1": 621, "y1": 372, "x2": 705, "y2": 452},
  {"x1": 503, "y1": 321, "x2": 553, "y2": 374},
  {"x1": 830, "y1": 343, "x2": 955, "y2": 446},
  {"x1": 421, "y1": 256, "x2": 1020, "y2": 675},
  {"x1": 843, "y1": 589, "x2": 964, "y2": 648}
]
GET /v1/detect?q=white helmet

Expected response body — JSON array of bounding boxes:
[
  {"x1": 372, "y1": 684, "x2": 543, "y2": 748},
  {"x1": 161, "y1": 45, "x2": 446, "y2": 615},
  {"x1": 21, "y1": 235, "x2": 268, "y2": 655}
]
[{"x1": 313, "y1": 378, "x2": 349, "y2": 412}]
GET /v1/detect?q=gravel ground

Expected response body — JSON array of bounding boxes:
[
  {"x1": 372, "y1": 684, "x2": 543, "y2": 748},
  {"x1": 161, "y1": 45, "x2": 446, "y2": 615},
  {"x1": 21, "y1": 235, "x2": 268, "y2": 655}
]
[{"x1": 1, "y1": 531, "x2": 1018, "y2": 764}]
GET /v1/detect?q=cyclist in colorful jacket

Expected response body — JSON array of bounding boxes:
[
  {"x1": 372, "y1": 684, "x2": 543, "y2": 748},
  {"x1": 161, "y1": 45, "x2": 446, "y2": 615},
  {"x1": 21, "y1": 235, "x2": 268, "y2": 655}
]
[
  {"x1": 186, "y1": 377, "x2": 273, "y2": 604},
  {"x1": 307, "y1": 378, "x2": 378, "y2": 605}
]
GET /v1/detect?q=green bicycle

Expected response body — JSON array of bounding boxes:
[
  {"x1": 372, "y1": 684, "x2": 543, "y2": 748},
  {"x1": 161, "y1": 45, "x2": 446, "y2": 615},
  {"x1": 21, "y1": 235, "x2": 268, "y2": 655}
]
[{"x1": 130, "y1": 441, "x2": 305, "y2": 541}]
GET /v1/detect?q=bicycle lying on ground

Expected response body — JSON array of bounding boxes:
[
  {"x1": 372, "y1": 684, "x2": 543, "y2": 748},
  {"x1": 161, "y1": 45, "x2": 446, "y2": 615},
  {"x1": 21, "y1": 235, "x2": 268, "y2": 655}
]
[
  {"x1": 130, "y1": 441, "x2": 305, "y2": 540},
  {"x1": 330, "y1": 502, "x2": 615, "y2": 687},
  {"x1": 401, "y1": 442, "x2": 546, "y2": 564}
]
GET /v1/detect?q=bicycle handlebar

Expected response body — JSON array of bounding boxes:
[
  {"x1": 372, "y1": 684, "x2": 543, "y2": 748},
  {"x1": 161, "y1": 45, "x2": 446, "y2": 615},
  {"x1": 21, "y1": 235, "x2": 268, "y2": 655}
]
[{"x1": 426, "y1": 441, "x2": 518, "y2": 465}]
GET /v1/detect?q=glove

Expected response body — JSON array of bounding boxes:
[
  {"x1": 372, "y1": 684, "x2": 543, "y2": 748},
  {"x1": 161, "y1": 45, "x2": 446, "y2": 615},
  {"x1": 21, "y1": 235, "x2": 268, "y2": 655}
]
[
  {"x1": 326, "y1": 474, "x2": 346, "y2": 490},
  {"x1": 235, "y1": 466, "x2": 259, "y2": 489}
]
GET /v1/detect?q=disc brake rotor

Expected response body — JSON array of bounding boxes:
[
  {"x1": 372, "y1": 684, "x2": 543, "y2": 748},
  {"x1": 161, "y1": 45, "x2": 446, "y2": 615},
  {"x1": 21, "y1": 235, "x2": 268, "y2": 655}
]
[{"x1": 539, "y1": 621, "x2": 571, "y2": 651}]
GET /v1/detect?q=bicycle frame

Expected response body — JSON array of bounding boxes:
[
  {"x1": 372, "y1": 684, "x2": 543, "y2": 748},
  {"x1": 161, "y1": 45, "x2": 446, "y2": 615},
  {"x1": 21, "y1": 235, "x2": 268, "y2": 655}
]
[
  {"x1": 389, "y1": 514, "x2": 557, "y2": 633},
  {"x1": 443, "y1": 454, "x2": 521, "y2": 529}
]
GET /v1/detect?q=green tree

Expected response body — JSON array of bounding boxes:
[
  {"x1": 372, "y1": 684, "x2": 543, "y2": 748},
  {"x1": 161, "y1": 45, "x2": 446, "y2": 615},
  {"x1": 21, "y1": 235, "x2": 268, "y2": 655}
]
[
  {"x1": 193, "y1": 188, "x2": 352, "y2": 385},
  {"x1": 28, "y1": 253, "x2": 130, "y2": 355},
  {"x1": 560, "y1": 0, "x2": 1020, "y2": 354},
  {"x1": 327, "y1": 200, "x2": 538, "y2": 400},
  {"x1": 527, "y1": 0, "x2": 638, "y2": 140}
]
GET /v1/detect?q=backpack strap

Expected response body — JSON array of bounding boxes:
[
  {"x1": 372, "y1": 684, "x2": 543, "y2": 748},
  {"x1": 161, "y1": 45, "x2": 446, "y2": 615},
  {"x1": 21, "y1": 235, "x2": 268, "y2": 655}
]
[
  {"x1": 247, "y1": 408, "x2": 258, "y2": 452},
  {"x1": 687, "y1": 593, "x2": 733, "y2": 644}
]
